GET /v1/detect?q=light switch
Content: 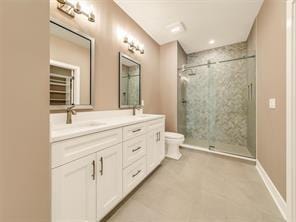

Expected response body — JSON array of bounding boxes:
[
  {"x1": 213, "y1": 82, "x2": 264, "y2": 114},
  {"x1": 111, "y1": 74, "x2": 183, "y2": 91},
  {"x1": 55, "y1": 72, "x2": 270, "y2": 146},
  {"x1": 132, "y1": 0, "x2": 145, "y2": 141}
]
[{"x1": 269, "y1": 98, "x2": 276, "y2": 109}]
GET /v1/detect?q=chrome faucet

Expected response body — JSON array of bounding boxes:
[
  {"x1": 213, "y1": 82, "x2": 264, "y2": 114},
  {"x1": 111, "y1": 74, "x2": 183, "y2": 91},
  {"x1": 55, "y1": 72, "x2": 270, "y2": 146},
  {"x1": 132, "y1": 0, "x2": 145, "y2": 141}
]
[
  {"x1": 132, "y1": 104, "x2": 142, "y2": 116},
  {"x1": 66, "y1": 105, "x2": 77, "y2": 124}
]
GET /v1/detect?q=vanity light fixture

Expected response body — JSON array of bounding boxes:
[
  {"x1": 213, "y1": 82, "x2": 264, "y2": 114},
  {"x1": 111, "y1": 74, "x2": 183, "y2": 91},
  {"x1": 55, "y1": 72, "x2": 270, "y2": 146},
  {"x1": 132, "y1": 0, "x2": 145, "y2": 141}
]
[
  {"x1": 123, "y1": 33, "x2": 144, "y2": 54},
  {"x1": 56, "y1": 0, "x2": 95, "y2": 22}
]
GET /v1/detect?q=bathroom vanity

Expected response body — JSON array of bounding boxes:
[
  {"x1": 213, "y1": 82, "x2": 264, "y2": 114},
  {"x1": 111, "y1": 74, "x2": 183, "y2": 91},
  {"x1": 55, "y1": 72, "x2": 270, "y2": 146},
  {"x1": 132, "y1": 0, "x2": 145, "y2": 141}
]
[{"x1": 50, "y1": 111, "x2": 165, "y2": 222}]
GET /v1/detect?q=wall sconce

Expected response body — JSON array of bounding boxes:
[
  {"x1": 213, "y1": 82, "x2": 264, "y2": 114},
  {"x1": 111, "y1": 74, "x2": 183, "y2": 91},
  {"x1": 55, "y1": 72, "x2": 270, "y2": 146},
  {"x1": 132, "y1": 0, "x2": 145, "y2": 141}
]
[
  {"x1": 56, "y1": 0, "x2": 95, "y2": 22},
  {"x1": 123, "y1": 34, "x2": 144, "y2": 54}
]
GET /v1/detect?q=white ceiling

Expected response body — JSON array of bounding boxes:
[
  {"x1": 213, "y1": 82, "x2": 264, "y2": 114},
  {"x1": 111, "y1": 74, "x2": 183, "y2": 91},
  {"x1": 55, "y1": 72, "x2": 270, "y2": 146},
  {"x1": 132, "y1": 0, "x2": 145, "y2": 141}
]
[{"x1": 114, "y1": 0, "x2": 264, "y2": 53}]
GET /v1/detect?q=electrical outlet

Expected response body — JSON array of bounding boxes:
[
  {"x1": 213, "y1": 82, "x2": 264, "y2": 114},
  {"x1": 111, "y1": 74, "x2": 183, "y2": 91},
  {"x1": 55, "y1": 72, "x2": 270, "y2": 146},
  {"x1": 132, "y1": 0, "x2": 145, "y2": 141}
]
[{"x1": 269, "y1": 98, "x2": 276, "y2": 109}]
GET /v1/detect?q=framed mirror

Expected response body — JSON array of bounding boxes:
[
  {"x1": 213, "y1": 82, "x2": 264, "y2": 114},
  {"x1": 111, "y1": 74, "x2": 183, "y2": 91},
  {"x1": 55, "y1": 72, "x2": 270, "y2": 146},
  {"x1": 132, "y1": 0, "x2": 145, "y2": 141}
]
[
  {"x1": 119, "y1": 52, "x2": 141, "y2": 108},
  {"x1": 49, "y1": 19, "x2": 94, "y2": 110}
]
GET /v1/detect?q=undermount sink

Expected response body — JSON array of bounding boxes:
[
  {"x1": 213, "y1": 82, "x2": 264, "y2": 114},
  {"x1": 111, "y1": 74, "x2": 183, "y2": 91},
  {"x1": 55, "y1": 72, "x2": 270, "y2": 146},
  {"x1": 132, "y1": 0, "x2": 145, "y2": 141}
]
[
  {"x1": 77, "y1": 120, "x2": 106, "y2": 128},
  {"x1": 135, "y1": 115, "x2": 150, "y2": 118},
  {"x1": 130, "y1": 115, "x2": 151, "y2": 119},
  {"x1": 53, "y1": 120, "x2": 106, "y2": 133}
]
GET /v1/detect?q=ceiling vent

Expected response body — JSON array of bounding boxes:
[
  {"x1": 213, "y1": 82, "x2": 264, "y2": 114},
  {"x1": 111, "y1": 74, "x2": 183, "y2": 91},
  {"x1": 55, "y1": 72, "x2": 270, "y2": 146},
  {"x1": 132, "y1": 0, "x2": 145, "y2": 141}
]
[{"x1": 166, "y1": 22, "x2": 185, "y2": 34}]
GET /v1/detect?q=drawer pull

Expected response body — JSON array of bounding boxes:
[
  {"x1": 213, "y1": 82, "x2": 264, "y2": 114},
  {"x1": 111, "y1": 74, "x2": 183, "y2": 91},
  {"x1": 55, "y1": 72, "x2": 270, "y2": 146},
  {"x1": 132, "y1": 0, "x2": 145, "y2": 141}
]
[
  {"x1": 132, "y1": 146, "x2": 142, "y2": 152},
  {"x1": 132, "y1": 170, "x2": 141, "y2": 178},
  {"x1": 132, "y1": 129, "x2": 141, "y2": 133}
]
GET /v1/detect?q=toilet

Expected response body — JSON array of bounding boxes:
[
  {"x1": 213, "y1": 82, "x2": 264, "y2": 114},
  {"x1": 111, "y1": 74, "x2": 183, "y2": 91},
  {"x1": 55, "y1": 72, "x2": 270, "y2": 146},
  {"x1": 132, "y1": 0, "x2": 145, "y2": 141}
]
[{"x1": 165, "y1": 132, "x2": 185, "y2": 160}]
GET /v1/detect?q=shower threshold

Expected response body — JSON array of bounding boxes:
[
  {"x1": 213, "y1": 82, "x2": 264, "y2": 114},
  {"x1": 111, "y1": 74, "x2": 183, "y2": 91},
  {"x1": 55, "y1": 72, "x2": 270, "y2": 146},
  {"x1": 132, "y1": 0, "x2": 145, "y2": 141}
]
[{"x1": 180, "y1": 143, "x2": 256, "y2": 163}]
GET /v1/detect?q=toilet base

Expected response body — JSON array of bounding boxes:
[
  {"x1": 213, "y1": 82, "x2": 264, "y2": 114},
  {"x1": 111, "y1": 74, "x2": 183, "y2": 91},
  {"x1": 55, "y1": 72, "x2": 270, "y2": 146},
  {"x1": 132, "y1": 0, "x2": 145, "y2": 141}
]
[
  {"x1": 165, "y1": 143, "x2": 183, "y2": 160},
  {"x1": 166, "y1": 152, "x2": 182, "y2": 160}
]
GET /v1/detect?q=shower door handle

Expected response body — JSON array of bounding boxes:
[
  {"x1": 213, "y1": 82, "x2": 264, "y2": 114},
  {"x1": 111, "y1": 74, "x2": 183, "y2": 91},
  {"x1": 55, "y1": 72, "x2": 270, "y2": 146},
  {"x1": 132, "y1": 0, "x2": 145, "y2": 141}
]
[
  {"x1": 250, "y1": 83, "x2": 253, "y2": 101},
  {"x1": 248, "y1": 85, "x2": 250, "y2": 101}
]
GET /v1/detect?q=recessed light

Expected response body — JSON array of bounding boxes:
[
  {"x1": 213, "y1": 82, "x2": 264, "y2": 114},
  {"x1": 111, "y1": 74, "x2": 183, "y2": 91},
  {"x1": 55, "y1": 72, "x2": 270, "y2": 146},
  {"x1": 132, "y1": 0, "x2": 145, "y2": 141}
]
[
  {"x1": 166, "y1": 22, "x2": 185, "y2": 34},
  {"x1": 209, "y1": 39, "x2": 215, "y2": 45}
]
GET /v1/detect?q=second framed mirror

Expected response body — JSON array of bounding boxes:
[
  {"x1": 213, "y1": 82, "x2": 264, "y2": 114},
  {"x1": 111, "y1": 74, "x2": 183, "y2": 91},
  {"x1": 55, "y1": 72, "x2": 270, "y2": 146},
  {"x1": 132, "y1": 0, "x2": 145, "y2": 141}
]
[{"x1": 119, "y1": 52, "x2": 141, "y2": 108}]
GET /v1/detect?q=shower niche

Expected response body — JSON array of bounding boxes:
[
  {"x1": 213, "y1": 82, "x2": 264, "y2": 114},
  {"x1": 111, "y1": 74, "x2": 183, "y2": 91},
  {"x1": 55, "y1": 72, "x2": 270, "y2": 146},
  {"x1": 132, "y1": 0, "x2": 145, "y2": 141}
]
[{"x1": 178, "y1": 42, "x2": 256, "y2": 158}]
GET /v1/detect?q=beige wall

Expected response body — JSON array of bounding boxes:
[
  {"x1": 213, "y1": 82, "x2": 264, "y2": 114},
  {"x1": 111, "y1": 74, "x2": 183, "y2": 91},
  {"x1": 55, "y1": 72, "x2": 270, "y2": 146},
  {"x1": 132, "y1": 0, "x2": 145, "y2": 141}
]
[
  {"x1": 247, "y1": 22, "x2": 257, "y2": 54},
  {"x1": 178, "y1": 42, "x2": 187, "y2": 69},
  {"x1": 159, "y1": 41, "x2": 187, "y2": 132},
  {"x1": 50, "y1": 0, "x2": 161, "y2": 113},
  {"x1": 256, "y1": 0, "x2": 286, "y2": 199},
  {"x1": 0, "y1": 0, "x2": 50, "y2": 222},
  {"x1": 160, "y1": 41, "x2": 178, "y2": 131}
]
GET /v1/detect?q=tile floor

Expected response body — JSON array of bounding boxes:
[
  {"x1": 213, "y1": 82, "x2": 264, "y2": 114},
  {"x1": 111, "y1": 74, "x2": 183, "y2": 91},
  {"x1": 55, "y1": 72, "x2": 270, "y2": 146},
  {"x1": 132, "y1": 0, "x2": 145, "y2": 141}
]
[{"x1": 105, "y1": 148, "x2": 285, "y2": 222}]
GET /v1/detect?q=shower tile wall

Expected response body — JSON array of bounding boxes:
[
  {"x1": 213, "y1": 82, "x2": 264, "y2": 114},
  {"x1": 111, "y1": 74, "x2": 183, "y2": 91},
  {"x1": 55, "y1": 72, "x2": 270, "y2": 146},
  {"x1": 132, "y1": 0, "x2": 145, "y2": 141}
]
[
  {"x1": 184, "y1": 42, "x2": 250, "y2": 151},
  {"x1": 121, "y1": 65, "x2": 140, "y2": 105},
  {"x1": 127, "y1": 66, "x2": 140, "y2": 105}
]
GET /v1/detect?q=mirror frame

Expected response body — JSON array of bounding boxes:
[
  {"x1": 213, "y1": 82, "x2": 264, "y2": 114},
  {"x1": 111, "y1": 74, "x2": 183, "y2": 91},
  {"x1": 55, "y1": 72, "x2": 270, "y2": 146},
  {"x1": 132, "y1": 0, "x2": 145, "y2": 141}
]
[
  {"x1": 50, "y1": 18, "x2": 95, "y2": 111},
  {"x1": 119, "y1": 52, "x2": 141, "y2": 109}
]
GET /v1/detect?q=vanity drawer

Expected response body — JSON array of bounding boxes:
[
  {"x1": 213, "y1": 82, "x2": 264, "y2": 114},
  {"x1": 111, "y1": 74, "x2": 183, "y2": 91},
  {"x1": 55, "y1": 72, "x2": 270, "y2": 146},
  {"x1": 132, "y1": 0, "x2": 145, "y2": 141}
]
[
  {"x1": 123, "y1": 122, "x2": 147, "y2": 141},
  {"x1": 123, "y1": 135, "x2": 146, "y2": 168},
  {"x1": 123, "y1": 156, "x2": 147, "y2": 196},
  {"x1": 52, "y1": 128, "x2": 122, "y2": 168}
]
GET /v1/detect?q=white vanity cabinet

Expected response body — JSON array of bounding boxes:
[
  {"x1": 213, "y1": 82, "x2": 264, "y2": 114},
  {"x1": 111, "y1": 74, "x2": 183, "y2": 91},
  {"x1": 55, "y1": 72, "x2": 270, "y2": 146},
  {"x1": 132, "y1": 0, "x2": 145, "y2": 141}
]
[
  {"x1": 97, "y1": 144, "x2": 123, "y2": 219},
  {"x1": 51, "y1": 115, "x2": 165, "y2": 222},
  {"x1": 52, "y1": 153, "x2": 97, "y2": 222},
  {"x1": 147, "y1": 120, "x2": 165, "y2": 174}
]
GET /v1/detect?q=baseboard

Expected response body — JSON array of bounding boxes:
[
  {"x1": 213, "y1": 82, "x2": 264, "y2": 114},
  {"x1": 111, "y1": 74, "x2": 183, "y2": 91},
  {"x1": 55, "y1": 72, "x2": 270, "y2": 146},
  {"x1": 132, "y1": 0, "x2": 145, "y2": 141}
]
[{"x1": 256, "y1": 161, "x2": 287, "y2": 220}]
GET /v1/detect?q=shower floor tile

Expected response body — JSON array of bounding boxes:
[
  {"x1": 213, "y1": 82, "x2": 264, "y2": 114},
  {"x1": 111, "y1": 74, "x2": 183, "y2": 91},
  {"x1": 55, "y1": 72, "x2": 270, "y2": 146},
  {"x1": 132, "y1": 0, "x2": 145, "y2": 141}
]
[{"x1": 104, "y1": 149, "x2": 284, "y2": 222}]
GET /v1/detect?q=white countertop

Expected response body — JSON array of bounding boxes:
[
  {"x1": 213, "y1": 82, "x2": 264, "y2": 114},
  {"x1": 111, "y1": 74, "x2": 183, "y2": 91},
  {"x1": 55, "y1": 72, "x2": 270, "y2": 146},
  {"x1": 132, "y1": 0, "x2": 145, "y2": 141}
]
[{"x1": 50, "y1": 111, "x2": 165, "y2": 143}]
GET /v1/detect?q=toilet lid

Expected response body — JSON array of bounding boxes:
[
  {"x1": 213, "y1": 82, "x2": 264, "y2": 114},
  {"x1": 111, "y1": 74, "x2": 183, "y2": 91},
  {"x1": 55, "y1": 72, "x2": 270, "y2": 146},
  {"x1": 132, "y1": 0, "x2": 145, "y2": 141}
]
[{"x1": 165, "y1": 132, "x2": 184, "y2": 140}]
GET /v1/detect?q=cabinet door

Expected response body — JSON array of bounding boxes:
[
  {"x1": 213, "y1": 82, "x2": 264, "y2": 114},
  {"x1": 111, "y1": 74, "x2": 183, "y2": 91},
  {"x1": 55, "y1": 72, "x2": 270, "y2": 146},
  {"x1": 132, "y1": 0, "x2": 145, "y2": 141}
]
[
  {"x1": 156, "y1": 126, "x2": 165, "y2": 164},
  {"x1": 52, "y1": 154, "x2": 96, "y2": 222},
  {"x1": 97, "y1": 144, "x2": 123, "y2": 220},
  {"x1": 146, "y1": 130, "x2": 158, "y2": 174}
]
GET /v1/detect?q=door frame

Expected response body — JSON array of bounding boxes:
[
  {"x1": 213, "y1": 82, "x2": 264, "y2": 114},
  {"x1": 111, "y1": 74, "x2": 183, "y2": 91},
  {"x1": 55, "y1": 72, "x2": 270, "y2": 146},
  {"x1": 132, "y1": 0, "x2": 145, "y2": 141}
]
[{"x1": 286, "y1": 1, "x2": 296, "y2": 221}]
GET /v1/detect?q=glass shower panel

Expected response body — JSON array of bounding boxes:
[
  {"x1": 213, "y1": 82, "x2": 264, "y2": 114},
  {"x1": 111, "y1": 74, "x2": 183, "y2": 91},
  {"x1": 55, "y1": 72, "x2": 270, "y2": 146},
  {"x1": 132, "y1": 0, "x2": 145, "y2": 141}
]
[
  {"x1": 179, "y1": 65, "x2": 211, "y2": 148},
  {"x1": 208, "y1": 58, "x2": 253, "y2": 158}
]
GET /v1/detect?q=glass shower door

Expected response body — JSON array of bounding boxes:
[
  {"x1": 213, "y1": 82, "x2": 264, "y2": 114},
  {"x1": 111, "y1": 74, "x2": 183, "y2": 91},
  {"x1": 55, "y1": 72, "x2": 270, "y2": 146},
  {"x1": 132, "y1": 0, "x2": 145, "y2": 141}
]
[
  {"x1": 207, "y1": 63, "x2": 217, "y2": 151},
  {"x1": 207, "y1": 58, "x2": 254, "y2": 158},
  {"x1": 178, "y1": 56, "x2": 256, "y2": 159}
]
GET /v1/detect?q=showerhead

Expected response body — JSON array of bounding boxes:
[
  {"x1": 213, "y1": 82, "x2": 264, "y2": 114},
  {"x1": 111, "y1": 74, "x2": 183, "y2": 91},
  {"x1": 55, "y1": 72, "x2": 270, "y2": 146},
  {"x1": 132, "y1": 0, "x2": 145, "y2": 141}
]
[
  {"x1": 179, "y1": 64, "x2": 197, "y2": 83},
  {"x1": 180, "y1": 64, "x2": 195, "y2": 76}
]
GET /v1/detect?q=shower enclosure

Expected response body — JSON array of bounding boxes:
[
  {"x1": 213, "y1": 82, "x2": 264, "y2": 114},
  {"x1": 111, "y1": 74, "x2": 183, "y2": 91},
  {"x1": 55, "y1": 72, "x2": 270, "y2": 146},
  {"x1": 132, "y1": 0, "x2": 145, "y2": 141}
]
[{"x1": 178, "y1": 45, "x2": 256, "y2": 158}]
